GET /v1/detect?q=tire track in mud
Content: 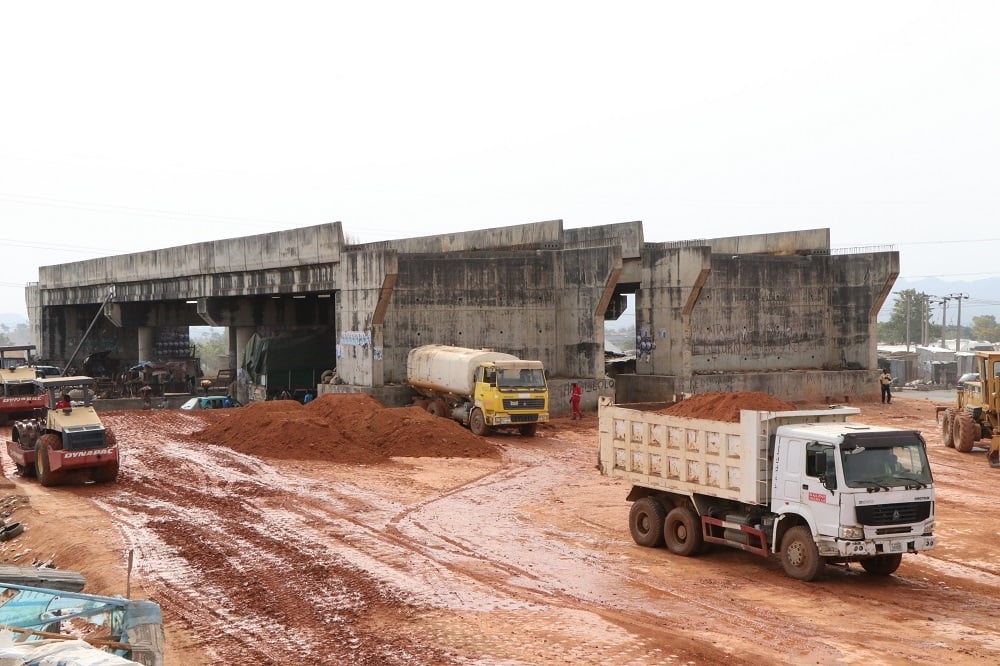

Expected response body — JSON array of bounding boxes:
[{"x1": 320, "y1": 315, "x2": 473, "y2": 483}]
[
  {"x1": 102, "y1": 414, "x2": 749, "y2": 665},
  {"x1": 32, "y1": 403, "x2": 1000, "y2": 666},
  {"x1": 94, "y1": 412, "x2": 453, "y2": 665},
  {"x1": 425, "y1": 440, "x2": 814, "y2": 662}
]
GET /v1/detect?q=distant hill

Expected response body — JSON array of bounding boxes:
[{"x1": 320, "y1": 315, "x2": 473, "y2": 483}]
[{"x1": 0, "y1": 313, "x2": 28, "y2": 328}]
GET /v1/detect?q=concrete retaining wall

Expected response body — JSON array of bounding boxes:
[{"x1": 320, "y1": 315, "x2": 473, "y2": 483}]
[
  {"x1": 615, "y1": 369, "x2": 880, "y2": 405},
  {"x1": 635, "y1": 244, "x2": 897, "y2": 383}
]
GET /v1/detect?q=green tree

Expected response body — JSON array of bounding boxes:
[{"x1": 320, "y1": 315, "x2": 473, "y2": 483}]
[
  {"x1": 10, "y1": 323, "x2": 30, "y2": 345},
  {"x1": 971, "y1": 315, "x2": 1000, "y2": 342},
  {"x1": 880, "y1": 290, "x2": 935, "y2": 345},
  {"x1": 0, "y1": 325, "x2": 11, "y2": 346},
  {"x1": 192, "y1": 329, "x2": 229, "y2": 376}
]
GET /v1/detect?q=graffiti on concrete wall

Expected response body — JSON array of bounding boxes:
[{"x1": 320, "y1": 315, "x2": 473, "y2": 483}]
[
  {"x1": 636, "y1": 328, "x2": 657, "y2": 363},
  {"x1": 560, "y1": 378, "x2": 616, "y2": 398},
  {"x1": 694, "y1": 323, "x2": 815, "y2": 355},
  {"x1": 340, "y1": 331, "x2": 372, "y2": 348},
  {"x1": 337, "y1": 331, "x2": 373, "y2": 384}
]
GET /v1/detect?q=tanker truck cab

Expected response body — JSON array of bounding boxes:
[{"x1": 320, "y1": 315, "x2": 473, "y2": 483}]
[
  {"x1": 769, "y1": 422, "x2": 935, "y2": 579},
  {"x1": 472, "y1": 360, "x2": 548, "y2": 435}
]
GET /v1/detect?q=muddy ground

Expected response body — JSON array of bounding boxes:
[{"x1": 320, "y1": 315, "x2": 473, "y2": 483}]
[{"x1": 0, "y1": 391, "x2": 998, "y2": 665}]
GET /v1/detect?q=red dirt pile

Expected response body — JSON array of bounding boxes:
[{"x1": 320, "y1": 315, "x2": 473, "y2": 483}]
[
  {"x1": 188, "y1": 393, "x2": 501, "y2": 463},
  {"x1": 659, "y1": 391, "x2": 796, "y2": 422}
]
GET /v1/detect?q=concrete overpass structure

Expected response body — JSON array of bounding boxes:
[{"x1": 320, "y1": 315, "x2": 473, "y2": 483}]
[{"x1": 26, "y1": 221, "x2": 897, "y2": 409}]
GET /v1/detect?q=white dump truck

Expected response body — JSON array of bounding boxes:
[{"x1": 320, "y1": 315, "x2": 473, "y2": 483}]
[
  {"x1": 597, "y1": 397, "x2": 936, "y2": 580},
  {"x1": 406, "y1": 344, "x2": 549, "y2": 436}
]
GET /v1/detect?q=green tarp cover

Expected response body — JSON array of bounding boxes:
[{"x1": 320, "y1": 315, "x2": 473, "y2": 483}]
[{"x1": 241, "y1": 330, "x2": 335, "y2": 384}]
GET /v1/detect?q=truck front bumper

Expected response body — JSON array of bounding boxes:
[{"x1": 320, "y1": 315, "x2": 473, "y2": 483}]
[
  {"x1": 819, "y1": 535, "x2": 936, "y2": 557},
  {"x1": 490, "y1": 413, "x2": 549, "y2": 425}
]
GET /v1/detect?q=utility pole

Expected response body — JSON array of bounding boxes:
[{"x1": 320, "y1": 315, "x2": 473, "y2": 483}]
[
  {"x1": 949, "y1": 292, "x2": 969, "y2": 352},
  {"x1": 920, "y1": 292, "x2": 933, "y2": 347},
  {"x1": 919, "y1": 293, "x2": 930, "y2": 346},
  {"x1": 905, "y1": 292, "x2": 912, "y2": 352},
  {"x1": 939, "y1": 296, "x2": 950, "y2": 348}
]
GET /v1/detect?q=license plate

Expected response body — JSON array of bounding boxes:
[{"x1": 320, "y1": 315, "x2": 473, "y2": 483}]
[{"x1": 890, "y1": 541, "x2": 904, "y2": 553}]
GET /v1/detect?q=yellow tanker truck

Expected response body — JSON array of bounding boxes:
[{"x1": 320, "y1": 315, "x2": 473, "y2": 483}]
[{"x1": 406, "y1": 344, "x2": 549, "y2": 436}]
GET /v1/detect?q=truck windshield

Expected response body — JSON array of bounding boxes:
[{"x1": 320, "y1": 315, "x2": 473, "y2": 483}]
[
  {"x1": 496, "y1": 368, "x2": 546, "y2": 389},
  {"x1": 840, "y1": 436, "x2": 933, "y2": 489}
]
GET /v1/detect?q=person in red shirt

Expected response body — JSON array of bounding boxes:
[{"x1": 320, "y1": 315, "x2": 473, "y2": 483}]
[
  {"x1": 55, "y1": 393, "x2": 72, "y2": 410},
  {"x1": 570, "y1": 382, "x2": 583, "y2": 420}
]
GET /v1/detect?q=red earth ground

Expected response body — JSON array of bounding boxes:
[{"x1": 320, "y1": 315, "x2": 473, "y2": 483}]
[{"x1": 0, "y1": 391, "x2": 997, "y2": 665}]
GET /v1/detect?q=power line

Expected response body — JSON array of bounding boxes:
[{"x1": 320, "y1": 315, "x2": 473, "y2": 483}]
[
  {"x1": 0, "y1": 237, "x2": 113, "y2": 254},
  {"x1": 0, "y1": 192, "x2": 291, "y2": 228}
]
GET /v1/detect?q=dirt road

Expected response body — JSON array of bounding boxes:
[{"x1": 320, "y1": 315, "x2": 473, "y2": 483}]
[{"x1": 1, "y1": 392, "x2": 998, "y2": 665}]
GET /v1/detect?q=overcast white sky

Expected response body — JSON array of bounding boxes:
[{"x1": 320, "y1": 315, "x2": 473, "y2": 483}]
[{"x1": 2, "y1": 2, "x2": 997, "y2": 322}]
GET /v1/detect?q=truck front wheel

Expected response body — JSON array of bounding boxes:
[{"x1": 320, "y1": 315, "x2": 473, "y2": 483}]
[
  {"x1": 469, "y1": 409, "x2": 490, "y2": 437},
  {"x1": 36, "y1": 434, "x2": 63, "y2": 488},
  {"x1": 780, "y1": 526, "x2": 824, "y2": 581},
  {"x1": 859, "y1": 553, "x2": 902, "y2": 576},
  {"x1": 664, "y1": 506, "x2": 703, "y2": 556},
  {"x1": 629, "y1": 497, "x2": 666, "y2": 547}
]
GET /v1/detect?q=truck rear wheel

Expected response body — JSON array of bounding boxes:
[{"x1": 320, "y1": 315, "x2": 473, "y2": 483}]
[
  {"x1": 941, "y1": 408, "x2": 956, "y2": 448},
  {"x1": 859, "y1": 553, "x2": 902, "y2": 576},
  {"x1": 955, "y1": 412, "x2": 978, "y2": 453},
  {"x1": 427, "y1": 400, "x2": 448, "y2": 418},
  {"x1": 664, "y1": 506, "x2": 703, "y2": 556},
  {"x1": 780, "y1": 526, "x2": 823, "y2": 581},
  {"x1": 469, "y1": 408, "x2": 490, "y2": 437},
  {"x1": 36, "y1": 434, "x2": 63, "y2": 487},
  {"x1": 629, "y1": 497, "x2": 666, "y2": 548}
]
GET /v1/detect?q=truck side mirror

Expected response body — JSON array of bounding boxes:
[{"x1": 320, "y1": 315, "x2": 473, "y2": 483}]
[{"x1": 816, "y1": 452, "x2": 837, "y2": 491}]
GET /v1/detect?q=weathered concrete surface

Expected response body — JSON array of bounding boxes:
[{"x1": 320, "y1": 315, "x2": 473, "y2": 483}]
[
  {"x1": 26, "y1": 220, "x2": 896, "y2": 406},
  {"x1": 28, "y1": 224, "x2": 344, "y2": 364},
  {"x1": 36, "y1": 224, "x2": 342, "y2": 293},
  {"x1": 614, "y1": 370, "x2": 880, "y2": 405},
  {"x1": 616, "y1": 230, "x2": 898, "y2": 403}
]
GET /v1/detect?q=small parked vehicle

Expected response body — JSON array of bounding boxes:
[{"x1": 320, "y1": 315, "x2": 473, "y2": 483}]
[
  {"x1": 956, "y1": 372, "x2": 980, "y2": 390},
  {"x1": 180, "y1": 396, "x2": 241, "y2": 410}
]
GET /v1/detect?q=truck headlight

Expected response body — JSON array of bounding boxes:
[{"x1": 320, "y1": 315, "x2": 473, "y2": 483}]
[
  {"x1": 839, "y1": 525, "x2": 864, "y2": 540},
  {"x1": 924, "y1": 520, "x2": 934, "y2": 534}
]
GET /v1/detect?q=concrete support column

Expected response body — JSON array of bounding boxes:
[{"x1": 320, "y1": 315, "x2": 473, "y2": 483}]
[
  {"x1": 137, "y1": 327, "x2": 155, "y2": 363},
  {"x1": 235, "y1": 326, "x2": 254, "y2": 370}
]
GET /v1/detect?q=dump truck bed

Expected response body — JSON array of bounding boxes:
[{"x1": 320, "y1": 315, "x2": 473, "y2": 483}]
[{"x1": 597, "y1": 397, "x2": 861, "y2": 505}]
